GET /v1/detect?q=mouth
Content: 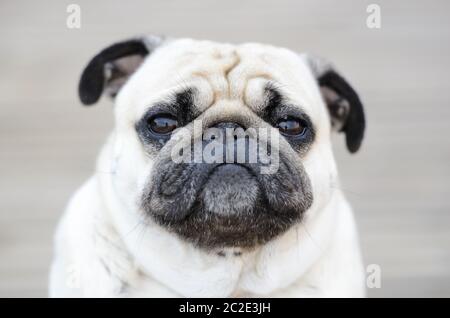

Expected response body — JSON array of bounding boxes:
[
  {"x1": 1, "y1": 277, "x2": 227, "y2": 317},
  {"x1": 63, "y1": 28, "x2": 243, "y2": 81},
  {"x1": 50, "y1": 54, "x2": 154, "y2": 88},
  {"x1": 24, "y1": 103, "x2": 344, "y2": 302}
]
[
  {"x1": 200, "y1": 163, "x2": 261, "y2": 216},
  {"x1": 142, "y1": 158, "x2": 312, "y2": 249}
]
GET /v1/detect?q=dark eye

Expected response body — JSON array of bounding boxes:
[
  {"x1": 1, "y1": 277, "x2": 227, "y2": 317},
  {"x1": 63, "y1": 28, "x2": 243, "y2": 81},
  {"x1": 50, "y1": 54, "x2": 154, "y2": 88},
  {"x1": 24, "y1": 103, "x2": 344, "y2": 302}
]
[
  {"x1": 276, "y1": 117, "x2": 307, "y2": 136},
  {"x1": 147, "y1": 114, "x2": 178, "y2": 135}
]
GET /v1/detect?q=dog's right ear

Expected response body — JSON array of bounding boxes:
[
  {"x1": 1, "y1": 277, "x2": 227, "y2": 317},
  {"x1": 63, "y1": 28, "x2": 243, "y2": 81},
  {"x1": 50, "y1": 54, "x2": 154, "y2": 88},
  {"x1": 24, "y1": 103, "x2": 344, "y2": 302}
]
[
  {"x1": 78, "y1": 36, "x2": 163, "y2": 105},
  {"x1": 305, "y1": 54, "x2": 366, "y2": 153}
]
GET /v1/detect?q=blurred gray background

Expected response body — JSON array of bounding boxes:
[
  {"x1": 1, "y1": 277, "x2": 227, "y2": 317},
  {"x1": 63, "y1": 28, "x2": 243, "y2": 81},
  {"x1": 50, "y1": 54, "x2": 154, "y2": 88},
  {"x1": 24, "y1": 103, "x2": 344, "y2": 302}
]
[{"x1": 1, "y1": 0, "x2": 449, "y2": 297}]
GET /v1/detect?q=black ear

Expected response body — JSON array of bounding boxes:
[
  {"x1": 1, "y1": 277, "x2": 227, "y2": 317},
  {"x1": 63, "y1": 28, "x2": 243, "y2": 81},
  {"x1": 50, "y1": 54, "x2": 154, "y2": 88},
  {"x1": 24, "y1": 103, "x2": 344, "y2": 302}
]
[
  {"x1": 318, "y1": 70, "x2": 365, "y2": 153},
  {"x1": 78, "y1": 37, "x2": 162, "y2": 105},
  {"x1": 306, "y1": 56, "x2": 366, "y2": 153}
]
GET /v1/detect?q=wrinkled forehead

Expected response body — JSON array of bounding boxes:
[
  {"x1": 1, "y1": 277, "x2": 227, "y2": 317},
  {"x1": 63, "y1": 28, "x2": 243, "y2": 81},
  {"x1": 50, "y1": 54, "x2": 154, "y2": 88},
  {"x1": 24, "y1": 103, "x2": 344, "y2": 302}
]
[{"x1": 115, "y1": 38, "x2": 324, "y2": 122}]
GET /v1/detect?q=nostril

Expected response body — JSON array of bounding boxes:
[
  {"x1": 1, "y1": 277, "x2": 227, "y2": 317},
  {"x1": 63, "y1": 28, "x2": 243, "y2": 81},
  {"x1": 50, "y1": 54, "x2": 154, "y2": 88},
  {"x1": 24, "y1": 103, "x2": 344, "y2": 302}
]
[{"x1": 212, "y1": 121, "x2": 245, "y2": 130}]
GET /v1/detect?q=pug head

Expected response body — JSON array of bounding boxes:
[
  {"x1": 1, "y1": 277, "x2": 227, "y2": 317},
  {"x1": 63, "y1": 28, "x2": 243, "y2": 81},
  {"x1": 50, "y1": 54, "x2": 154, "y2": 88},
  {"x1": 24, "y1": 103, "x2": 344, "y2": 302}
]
[{"x1": 78, "y1": 36, "x2": 365, "y2": 250}]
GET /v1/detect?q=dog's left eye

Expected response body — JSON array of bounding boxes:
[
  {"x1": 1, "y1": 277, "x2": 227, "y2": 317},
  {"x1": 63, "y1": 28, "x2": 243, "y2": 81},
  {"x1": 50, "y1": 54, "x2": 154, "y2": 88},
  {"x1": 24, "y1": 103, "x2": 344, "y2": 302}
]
[
  {"x1": 276, "y1": 117, "x2": 307, "y2": 136},
  {"x1": 147, "y1": 114, "x2": 178, "y2": 135}
]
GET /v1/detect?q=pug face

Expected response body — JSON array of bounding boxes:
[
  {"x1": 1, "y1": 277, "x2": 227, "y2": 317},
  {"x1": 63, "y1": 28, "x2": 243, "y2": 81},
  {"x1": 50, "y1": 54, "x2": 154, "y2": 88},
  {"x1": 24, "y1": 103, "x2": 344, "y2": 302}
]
[{"x1": 79, "y1": 37, "x2": 365, "y2": 250}]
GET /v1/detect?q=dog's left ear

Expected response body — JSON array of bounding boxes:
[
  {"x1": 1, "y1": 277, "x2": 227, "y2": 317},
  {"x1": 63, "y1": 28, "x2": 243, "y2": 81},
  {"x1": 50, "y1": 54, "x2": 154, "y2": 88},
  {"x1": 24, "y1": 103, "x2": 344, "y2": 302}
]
[
  {"x1": 78, "y1": 36, "x2": 163, "y2": 105},
  {"x1": 306, "y1": 55, "x2": 366, "y2": 153}
]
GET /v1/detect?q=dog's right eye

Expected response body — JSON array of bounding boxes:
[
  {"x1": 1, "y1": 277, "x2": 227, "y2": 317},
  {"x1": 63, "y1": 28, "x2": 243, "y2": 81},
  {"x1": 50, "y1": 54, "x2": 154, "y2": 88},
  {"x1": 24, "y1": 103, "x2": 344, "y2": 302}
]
[{"x1": 147, "y1": 114, "x2": 178, "y2": 135}]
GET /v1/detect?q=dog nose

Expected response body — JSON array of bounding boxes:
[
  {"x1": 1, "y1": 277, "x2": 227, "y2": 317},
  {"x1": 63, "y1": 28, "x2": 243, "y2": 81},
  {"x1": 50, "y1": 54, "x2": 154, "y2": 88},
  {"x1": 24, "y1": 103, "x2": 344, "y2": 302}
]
[
  {"x1": 201, "y1": 121, "x2": 253, "y2": 165},
  {"x1": 211, "y1": 121, "x2": 245, "y2": 130},
  {"x1": 206, "y1": 121, "x2": 246, "y2": 144}
]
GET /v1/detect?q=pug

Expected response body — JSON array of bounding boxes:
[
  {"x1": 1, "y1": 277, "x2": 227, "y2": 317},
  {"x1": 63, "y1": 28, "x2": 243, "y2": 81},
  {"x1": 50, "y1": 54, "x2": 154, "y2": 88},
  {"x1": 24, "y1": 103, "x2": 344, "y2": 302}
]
[{"x1": 49, "y1": 35, "x2": 366, "y2": 297}]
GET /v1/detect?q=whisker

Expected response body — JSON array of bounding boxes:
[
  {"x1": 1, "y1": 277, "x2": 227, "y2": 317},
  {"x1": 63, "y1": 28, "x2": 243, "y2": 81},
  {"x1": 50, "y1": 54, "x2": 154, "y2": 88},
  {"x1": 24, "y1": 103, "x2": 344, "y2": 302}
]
[
  {"x1": 124, "y1": 218, "x2": 146, "y2": 238},
  {"x1": 94, "y1": 170, "x2": 116, "y2": 175},
  {"x1": 329, "y1": 184, "x2": 365, "y2": 197},
  {"x1": 135, "y1": 216, "x2": 151, "y2": 253},
  {"x1": 299, "y1": 218, "x2": 323, "y2": 253}
]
